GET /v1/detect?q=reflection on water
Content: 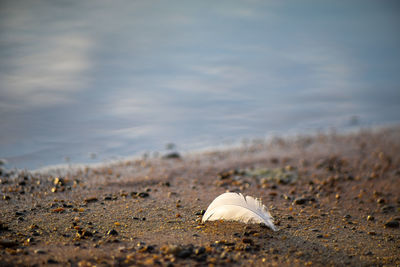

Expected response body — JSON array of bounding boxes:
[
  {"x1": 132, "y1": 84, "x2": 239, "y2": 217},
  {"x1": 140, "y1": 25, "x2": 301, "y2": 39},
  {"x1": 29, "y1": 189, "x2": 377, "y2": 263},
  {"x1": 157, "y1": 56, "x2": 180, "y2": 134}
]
[{"x1": 0, "y1": 1, "x2": 399, "y2": 169}]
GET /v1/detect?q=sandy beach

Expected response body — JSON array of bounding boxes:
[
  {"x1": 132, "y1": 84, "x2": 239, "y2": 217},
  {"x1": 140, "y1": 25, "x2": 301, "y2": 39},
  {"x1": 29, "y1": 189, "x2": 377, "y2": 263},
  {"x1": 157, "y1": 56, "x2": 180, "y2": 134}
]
[{"x1": 1, "y1": 126, "x2": 399, "y2": 266}]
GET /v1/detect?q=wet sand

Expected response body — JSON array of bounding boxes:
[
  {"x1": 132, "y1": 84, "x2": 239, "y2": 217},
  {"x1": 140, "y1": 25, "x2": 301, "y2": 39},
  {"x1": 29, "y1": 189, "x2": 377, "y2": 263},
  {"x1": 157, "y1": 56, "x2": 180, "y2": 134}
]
[{"x1": 1, "y1": 126, "x2": 399, "y2": 266}]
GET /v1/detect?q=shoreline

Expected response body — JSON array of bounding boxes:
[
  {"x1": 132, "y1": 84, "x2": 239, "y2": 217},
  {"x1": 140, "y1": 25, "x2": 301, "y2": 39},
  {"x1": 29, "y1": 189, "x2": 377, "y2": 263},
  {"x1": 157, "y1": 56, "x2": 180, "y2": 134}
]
[
  {"x1": 1, "y1": 125, "x2": 399, "y2": 266},
  {"x1": 15, "y1": 123, "x2": 399, "y2": 175},
  {"x1": 3, "y1": 122, "x2": 398, "y2": 174}
]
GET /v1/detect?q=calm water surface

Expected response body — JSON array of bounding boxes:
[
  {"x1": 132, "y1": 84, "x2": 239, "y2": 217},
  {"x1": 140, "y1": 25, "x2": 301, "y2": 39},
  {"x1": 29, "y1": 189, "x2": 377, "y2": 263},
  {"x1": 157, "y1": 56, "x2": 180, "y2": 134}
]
[{"x1": 1, "y1": 1, "x2": 400, "y2": 170}]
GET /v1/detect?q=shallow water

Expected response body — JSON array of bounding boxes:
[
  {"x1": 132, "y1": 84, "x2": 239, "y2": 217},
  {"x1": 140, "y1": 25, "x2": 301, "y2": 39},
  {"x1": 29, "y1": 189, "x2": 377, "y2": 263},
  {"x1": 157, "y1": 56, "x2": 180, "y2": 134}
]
[{"x1": 1, "y1": 1, "x2": 399, "y2": 170}]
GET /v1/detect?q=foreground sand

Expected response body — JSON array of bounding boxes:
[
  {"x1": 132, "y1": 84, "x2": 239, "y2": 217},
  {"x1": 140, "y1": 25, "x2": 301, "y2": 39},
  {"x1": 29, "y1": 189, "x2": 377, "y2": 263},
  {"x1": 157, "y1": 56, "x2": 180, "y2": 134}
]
[{"x1": 1, "y1": 126, "x2": 399, "y2": 266}]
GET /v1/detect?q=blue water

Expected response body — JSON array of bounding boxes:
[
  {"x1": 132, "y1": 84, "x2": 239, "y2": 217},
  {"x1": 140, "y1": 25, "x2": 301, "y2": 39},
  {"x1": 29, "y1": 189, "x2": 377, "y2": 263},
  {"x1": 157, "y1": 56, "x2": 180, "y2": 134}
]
[{"x1": 1, "y1": 1, "x2": 400, "y2": 170}]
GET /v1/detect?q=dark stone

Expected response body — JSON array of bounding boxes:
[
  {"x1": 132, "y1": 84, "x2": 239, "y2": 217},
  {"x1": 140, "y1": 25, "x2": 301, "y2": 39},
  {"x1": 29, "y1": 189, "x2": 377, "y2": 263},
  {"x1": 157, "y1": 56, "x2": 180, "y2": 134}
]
[
  {"x1": 270, "y1": 158, "x2": 279, "y2": 164},
  {"x1": 47, "y1": 259, "x2": 58, "y2": 264},
  {"x1": 26, "y1": 237, "x2": 35, "y2": 243},
  {"x1": 377, "y1": 198, "x2": 385, "y2": 204},
  {"x1": 384, "y1": 220, "x2": 399, "y2": 228},
  {"x1": 381, "y1": 205, "x2": 395, "y2": 213},
  {"x1": 107, "y1": 229, "x2": 118, "y2": 236},
  {"x1": 0, "y1": 222, "x2": 8, "y2": 231},
  {"x1": 194, "y1": 246, "x2": 205, "y2": 255},
  {"x1": 34, "y1": 249, "x2": 46, "y2": 254},
  {"x1": 293, "y1": 198, "x2": 308, "y2": 205},
  {"x1": 244, "y1": 245, "x2": 252, "y2": 252},
  {"x1": 195, "y1": 254, "x2": 207, "y2": 262},
  {"x1": 195, "y1": 210, "x2": 205, "y2": 216},
  {"x1": 84, "y1": 197, "x2": 98, "y2": 203},
  {"x1": 163, "y1": 152, "x2": 181, "y2": 159},
  {"x1": 177, "y1": 248, "x2": 192, "y2": 259},
  {"x1": 32, "y1": 231, "x2": 40, "y2": 236},
  {"x1": 0, "y1": 239, "x2": 18, "y2": 248},
  {"x1": 242, "y1": 238, "x2": 254, "y2": 244},
  {"x1": 218, "y1": 171, "x2": 232, "y2": 180},
  {"x1": 138, "y1": 192, "x2": 149, "y2": 198},
  {"x1": 82, "y1": 231, "x2": 93, "y2": 237}
]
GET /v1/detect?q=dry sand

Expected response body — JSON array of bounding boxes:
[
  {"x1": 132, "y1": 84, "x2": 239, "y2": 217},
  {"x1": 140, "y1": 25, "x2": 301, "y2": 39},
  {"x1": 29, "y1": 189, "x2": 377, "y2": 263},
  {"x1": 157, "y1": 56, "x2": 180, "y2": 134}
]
[{"x1": 1, "y1": 126, "x2": 399, "y2": 266}]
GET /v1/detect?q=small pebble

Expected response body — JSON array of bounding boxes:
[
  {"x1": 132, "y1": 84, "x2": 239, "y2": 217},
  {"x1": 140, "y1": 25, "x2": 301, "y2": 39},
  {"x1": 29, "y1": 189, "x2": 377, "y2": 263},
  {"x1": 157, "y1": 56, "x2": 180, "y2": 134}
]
[
  {"x1": 384, "y1": 220, "x2": 399, "y2": 228},
  {"x1": 84, "y1": 197, "x2": 98, "y2": 203},
  {"x1": 195, "y1": 210, "x2": 205, "y2": 216},
  {"x1": 293, "y1": 198, "x2": 308, "y2": 205},
  {"x1": 53, "y1": 177, "x2": 64, "y2": 186},
  {"x1": 177, "y1": 248, "x2": 192, "y2": 259},
  {"x1": 381, "y1": 205, "x2": 395, "y2": 213},
  {"x1": 47, "y1": 258, "x2": 58, "y2": 264},
  {"x1": 161, "y1": 244, "x2": 181, "y2": 255},
  {"x1": 138, "y1": 192, "x2": 149, "y2": 198},
  {"x1": 163, "y1": 152, "x2": 181, "y2": 159},
  {"x1": 0, "y1": 240, "x2": 18, "y2": 248},
  {"x1": 377, "y1": 198, "x2": 385, "y2": 204},
  {"x1": 34, "y1": 249, "x2": 46, "y2": 254},
  {"x1": 242, "y1": 238, "x2": 254, "y2": 244},
  {"x1": 52, "y1": 207, "x2": 65, "y2": 213},
  {"x1": 107, "y1": 229, "x2": 118, "y2": 236},
  {"x1": 195, "y1": 246, "x2": 205, "y2": 255}
]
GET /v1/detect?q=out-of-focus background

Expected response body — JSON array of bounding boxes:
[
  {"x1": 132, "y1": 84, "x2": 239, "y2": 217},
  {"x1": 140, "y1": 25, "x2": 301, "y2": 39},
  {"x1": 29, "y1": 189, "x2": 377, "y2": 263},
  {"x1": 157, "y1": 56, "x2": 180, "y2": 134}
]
[{"x1": 1, "y1": 1, "x2": 399, "y2": 170}]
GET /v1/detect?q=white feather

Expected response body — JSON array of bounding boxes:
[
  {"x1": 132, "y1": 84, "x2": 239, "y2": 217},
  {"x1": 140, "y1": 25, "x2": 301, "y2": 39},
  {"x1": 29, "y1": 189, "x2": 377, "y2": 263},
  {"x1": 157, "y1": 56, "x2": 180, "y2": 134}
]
[{"x1": 202, "y1": 192, "x2": 277, "y2": 231}]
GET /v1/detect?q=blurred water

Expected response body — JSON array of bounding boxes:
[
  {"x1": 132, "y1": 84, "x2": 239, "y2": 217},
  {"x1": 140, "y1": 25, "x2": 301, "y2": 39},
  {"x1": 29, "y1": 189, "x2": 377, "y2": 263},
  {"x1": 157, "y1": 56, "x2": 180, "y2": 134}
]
[{"x1": 1, "y1": 1, "x2": 399, "y2": 170}]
